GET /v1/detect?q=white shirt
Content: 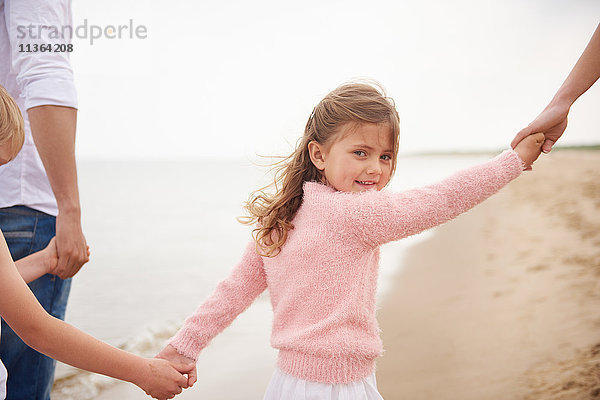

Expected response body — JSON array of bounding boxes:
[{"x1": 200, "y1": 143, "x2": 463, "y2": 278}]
[{"x1": 0, "y1": 0, "x2": 78, "y2": 216}]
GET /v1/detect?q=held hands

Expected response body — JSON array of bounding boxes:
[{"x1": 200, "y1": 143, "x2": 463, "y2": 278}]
[
  {"x1": 134, "y1": 358, "x2": 195, "y2": 400},
  {"x1": 514, "y1": 132, "x2": 545, "y2": 170},
  {"x1": 53, "y1": 211, "x2": 90, "y2": 279},
  {"x1": 156, "y1": 344, "x2": 198, "y2": 388},
  {"x1": 511, "y1": 99, "x2": 570, "y2": 154},
  {"x1": 42, "y1": 237, "x2": 90, "y2": 278}
]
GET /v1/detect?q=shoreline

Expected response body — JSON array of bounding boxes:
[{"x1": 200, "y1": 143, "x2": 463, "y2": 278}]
[
  {"x1": 377, "y1": 150, "x2": 600, "y2": 399},
  {"x1": 52, "y1": 150, "x2": 600, "y2": 399}
]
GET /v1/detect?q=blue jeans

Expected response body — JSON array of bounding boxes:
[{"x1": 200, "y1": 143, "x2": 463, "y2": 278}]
[{"x1": 0, "y1": 206, "x2": 71, "y2": 400}]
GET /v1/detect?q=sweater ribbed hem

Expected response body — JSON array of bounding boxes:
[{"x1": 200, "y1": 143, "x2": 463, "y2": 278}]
[
  {"x1": 277, "y1": 350, "x2": 376, "y2": 384},
  {"x1": 169, "y1": 326, "x2": 206, "y2": 360}
]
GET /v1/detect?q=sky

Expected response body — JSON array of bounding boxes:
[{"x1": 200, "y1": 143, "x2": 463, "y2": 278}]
[{"x1": 69, "y1": 0, "x2": 600, "y2": 160}]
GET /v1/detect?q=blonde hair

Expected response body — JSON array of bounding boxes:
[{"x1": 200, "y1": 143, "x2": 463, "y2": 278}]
[
  {"x1": 241, "y1": 81, "x2": 400, "y2": 257},
  {"x1": 0, "y1": 85, "x2": 25, "y2": 158}
]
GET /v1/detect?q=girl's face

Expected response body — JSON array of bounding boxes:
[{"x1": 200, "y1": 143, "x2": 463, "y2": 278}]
[{"x1": 308, "y1": 122, "x2": 394, "y2": 193}]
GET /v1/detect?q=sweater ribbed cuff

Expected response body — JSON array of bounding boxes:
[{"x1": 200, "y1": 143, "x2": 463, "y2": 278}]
[
  {"x1": 277, "y1": 350, "x2": 376, "y2": 384},
  {"x1": 502, "y1": 148, "x2": 526, "y2": 172},
  {"x1": 168, "y1": 326, "x2": 206, "y2": 361}
]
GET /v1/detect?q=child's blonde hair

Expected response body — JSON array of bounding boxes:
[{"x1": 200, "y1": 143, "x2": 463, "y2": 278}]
[
  {"x1": 241, "y1": 81, "x2": 400, "y2": 257},
  {"x1": 0, "y1": 85, "x2": 25, "y2": 157}
]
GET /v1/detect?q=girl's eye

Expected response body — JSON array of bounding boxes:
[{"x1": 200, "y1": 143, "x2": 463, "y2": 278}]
[
  {"x1": 354, "y1": 150, "x2": 366, "y2": 157},
  {"x1": 381, "y1": 154, "x2": 392, "y2": 161}
]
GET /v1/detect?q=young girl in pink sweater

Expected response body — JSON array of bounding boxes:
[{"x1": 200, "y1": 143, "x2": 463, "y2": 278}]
[{"x1": 158, "y1": 82, "x2": 544, "y2": 399}]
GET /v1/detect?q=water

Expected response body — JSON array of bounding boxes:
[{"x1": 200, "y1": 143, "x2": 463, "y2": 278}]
[{"x1": 52, "y1": 153, "x2": 490, "y2": 398}]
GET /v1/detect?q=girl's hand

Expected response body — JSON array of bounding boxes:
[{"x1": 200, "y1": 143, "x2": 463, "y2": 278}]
[
  {"x1": 514, "y1": 132, "x2": 545, "y2": 169},
  {"x1": 156, "y1": 344, "x2": 198, "y2": 387},
  {"x1": 511, "y1": 99, "x2": 570, "y2": 154},
  {"x1": 134, "y1": 358, "x2": 194, "y2": 400},
  {"x1": 42, "y1": 238, "x2": 59, "y2": 275}
]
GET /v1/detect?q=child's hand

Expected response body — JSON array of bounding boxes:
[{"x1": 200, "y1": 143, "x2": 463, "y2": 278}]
[
  {"x1": 514, "y1": 132, "x2": 545, "y2": 170},
  {"x1": 41, "y1": 238, "x2": 59, "y2": 275},
  {"x1": 44, "y1": 237, "x2": 90, "y2": 276},
  {"x1": 156, "y1": 344, "x2": 198, "y2": 387},
  {"x1": 134, "y1": 358, "x2": 193, "y2": 400}
]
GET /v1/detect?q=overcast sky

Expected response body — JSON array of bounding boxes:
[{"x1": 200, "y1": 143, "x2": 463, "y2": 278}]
[{"x1": 70, "y1": 0, "x2": 600, "y2": 160}]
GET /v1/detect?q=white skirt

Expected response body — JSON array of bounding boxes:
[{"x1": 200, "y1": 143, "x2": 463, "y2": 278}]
[
  {"x1": 263, "y1": 368, "x2": 384, "y2": 400},
  {"x1": 0, "y1": 359, "x2": 6, "y2": 400}
]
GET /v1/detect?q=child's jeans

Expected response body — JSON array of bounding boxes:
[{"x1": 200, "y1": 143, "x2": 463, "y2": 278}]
[{"x1": 0, "y1": 206, "x2": 70, "y2": 400}]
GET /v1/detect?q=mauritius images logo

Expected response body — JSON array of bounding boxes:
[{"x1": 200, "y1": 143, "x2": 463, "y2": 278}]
[{"x1": 16, "y1": 19, "x2": 148, "y2": 45}]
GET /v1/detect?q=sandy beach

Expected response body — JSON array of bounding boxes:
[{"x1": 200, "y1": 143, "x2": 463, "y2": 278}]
[
  {"x1": 378, "y1": 150, "x2": 600, "y2": 399},
  {"x1": 53, "y1": 150, "x2": 600, "y2": 399}
]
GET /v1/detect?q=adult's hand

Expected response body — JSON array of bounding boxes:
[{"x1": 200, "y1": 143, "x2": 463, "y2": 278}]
[
  {"x1": 511, "y1": 100, "x2": 570, "y2": 154},
  {"x1": 51, "y1": 210, "x2": 89, "y2": 279}
]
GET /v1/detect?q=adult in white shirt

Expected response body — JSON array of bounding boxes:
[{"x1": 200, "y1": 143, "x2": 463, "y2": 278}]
[{"x1": 0, "y1": 0, "x2": 89, "y2": 398}]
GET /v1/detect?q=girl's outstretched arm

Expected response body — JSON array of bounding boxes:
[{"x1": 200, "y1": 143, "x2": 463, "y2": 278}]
[
  {"x1": 164, "y1": 241, "x2": 267, "y2": 363},
  {"x1": 337, "y1": 135, "x2": 542, "y2": 247},
  {"x1": 0, "y1": 232, "x2": 192, "y2": 400}
]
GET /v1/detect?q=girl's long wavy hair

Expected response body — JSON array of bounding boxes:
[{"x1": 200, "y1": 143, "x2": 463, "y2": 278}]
[{"x1": 240, "y1": 81, "x2": 400, "y2": 257}]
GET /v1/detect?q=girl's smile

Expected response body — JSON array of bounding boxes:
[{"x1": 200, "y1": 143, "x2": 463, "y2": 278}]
[{"x1": 308, "y1": 122, "x2": 394, "y2": 193}]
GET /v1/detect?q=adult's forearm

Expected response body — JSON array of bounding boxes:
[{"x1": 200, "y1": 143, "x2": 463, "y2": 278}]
[
  {"x1": 27, "y1": 105, "x2": 81, "y2": 215},
  {"x1": 554, "y1": 23, "x2": 600, "y2": 106},
  {"x1": 28, "y1": 104, "x2": 89, "y2": 277}
]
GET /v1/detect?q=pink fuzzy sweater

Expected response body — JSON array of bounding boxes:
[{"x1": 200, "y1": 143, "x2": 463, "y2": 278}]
[{"x1": 169, "y1": 150, "x2": 524, "y2": 384}]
